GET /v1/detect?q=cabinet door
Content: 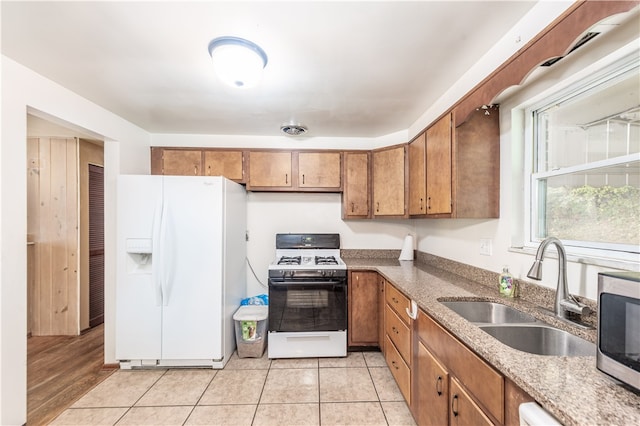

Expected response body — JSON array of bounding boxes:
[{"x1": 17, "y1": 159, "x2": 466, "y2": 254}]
[
  {"x1": 504, "y1": 379, "x2": 535, "y2": 426},
  {"x1": 298, "y1": 152, "x2": 341, "y2": 189},
  {"x1": 418, "y1": 311, "x2": 504, "y2": 423},
  {"x1": 450, "y1": 377, "x2": 494, "y2": 426},
  {"x1": 373, "y1": 145, "x2": 406, "y2": 217},
  {"x1": 426, "y1": 114, "x2": 452, "y2": 214},
  {"x1": 416, "y1": 341, "x2": 449, "y2": 426},
  {"x1": 160, "y1": 149, "x2": 203, "y2": 176},
  {"x1": 204, "y1": 150, "x2": 244, "y2": 182},
  {"x1": 248, "y1": 151, "x2": 293, "y2": 188},
  {"x1": 348, "y1": 271, "x2": 379, "y2": 346},
  {"x1": 453, "y1": 107, "x2": 500, "y2": 218},
  {"x1": 408, "y1": 133, "x2": 427, "y2": 215},
  {"x1": 342, "y1": 151, "x2": 370, "y2": 219}
]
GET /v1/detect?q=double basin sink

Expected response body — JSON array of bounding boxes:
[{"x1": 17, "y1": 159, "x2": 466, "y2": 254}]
[{"x1": 440, "y1": 301, "x2": 595, "y2": 357}]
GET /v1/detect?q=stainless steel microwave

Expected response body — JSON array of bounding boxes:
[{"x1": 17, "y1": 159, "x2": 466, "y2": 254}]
[{"x1": 597, "y1": 271, "x2": 640, "y2": 391}]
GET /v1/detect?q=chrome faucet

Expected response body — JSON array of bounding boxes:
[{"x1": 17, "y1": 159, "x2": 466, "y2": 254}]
[{"x1": 527, "y1": 237, "x2": 591, "y2": 320}]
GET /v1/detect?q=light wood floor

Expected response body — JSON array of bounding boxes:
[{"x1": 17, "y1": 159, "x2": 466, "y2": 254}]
[{"x1": 27, "y1": 324, "x2": 115, "y2": 425}]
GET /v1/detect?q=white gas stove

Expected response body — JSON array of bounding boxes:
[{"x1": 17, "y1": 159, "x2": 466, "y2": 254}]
[{"x1": 267, "y1": 233, "x2": 347, "y2": 358}]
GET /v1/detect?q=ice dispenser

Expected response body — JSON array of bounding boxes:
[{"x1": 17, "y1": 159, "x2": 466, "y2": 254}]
[{"x1": 126, "y1": 238, "x2": 153, "y2": 273}]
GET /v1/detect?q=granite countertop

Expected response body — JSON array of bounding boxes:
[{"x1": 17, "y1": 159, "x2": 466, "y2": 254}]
[{"x1": 344, "y1": 258, "x2": 640, "y2": 426}]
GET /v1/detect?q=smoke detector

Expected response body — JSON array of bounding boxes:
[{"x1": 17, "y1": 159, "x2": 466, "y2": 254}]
[{"x1": 280, "y1": 124, "x2": 308, "y2": 136}]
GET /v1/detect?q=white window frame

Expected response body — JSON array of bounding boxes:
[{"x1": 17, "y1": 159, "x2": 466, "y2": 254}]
[{"x1": 521, "y1": 54, "x2": 640, "y2": 267}]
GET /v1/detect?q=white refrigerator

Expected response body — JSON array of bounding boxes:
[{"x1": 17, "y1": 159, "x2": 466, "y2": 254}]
[{"x1": 115, "y1": 175, "x2": 246, "y2": 369}]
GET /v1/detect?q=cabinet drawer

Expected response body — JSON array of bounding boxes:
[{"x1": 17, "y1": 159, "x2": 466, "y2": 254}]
[
  {"x1": 450, "y1": 377, "x2": 494, "y2": 426},
  {"x1": 385, "y1": 304, "x2": 411, "y2": 365},
  {"x1": 385, "y1": 282, "x2": 411, "y2": 324},
  {"x1": 417, "y1": 310, "x2": 504, "y2": 424},
  {"x1": 385, "y1": 335, "x2": 411, "y2": 403}
]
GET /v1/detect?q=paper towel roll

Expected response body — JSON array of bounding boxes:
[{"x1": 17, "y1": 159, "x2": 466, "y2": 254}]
[{"x1": 398, "y1": 234, "x2": 414, "y2": 261}]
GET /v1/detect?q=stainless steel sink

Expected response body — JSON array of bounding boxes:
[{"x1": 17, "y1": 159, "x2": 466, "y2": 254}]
[
  {"x1": 479, "y1": 324, "x2": 595, "y2": 356},
  {"x1": 440, "y1": 301, "x2": 538, "y2": 324}
]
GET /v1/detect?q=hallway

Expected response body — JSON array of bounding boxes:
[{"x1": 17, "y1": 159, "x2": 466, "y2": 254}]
[{"x1": 28, "y1": 325, "x2": 114, "y2": 425}]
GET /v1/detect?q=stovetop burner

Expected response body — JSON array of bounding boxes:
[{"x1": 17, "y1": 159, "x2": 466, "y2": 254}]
[
  {"x1": 277, "y1": 256, "x2": 301, "y2": 265},
  {"x1": 315, "y1": 256, "x2": 338, "y2": 265}
]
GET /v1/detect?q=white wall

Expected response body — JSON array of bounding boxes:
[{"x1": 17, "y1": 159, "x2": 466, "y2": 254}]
[
  {"x1": 414, "y1": 10, "x2": 640, "y2": 301},
  {"x1": 244, "y1": 192, "x2": 414, "y2": 295},
  {"x1": 0, "y1": 56, "x2": 150, "y2": 425}
]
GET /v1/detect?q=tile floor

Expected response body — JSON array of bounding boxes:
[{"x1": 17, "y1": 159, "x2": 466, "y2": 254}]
[{"x1": 51, "y1": 351, "x2": 417, "y2": 425}]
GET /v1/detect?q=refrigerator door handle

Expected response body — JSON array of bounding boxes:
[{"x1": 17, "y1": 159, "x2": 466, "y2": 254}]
[
  {"x1": 152, "y1": 198, "x2": 164, "y2": 306},
  {"x1": 160, "y1": 199, "x2": 172, "y2": 306}
]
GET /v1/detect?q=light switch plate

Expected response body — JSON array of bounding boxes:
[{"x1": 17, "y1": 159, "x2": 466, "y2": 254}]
[{"x1": 479, "y1": 238, "x2": 492, "y2": 256}]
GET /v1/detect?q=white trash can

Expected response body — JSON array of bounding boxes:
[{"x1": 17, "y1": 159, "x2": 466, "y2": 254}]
[{"x1": 233, "y1": 305, "x2": 268, "y2": 358}]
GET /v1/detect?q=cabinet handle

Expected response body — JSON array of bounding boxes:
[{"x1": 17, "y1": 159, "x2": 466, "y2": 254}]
[
  {"x1": 302, "y1": 174, "x2": 305, "y2": 184},
  {"x1": 391, "y1": 360, "x2": 399, "y2": 370},
  {"x1": 436, "y1": 375, "x2": 443, "y2": 396},
  {"x1": 351, "y1": 202, "x2": 354, "y2": 213},
  {"x1": 420, "y1": 198, "x2": 423, "y2": 211},
  {"x1": 285, "y1": 173, "x2": 288, "y2": 184},
  {"x1": 392, "y1": 297, "x2": 399, "y2": 304},
  {"x1": 427, "y1": 196, "x2": 431, "y2": 210},
  {"x1": 451, "y1": 394, "x2": 459, "y2": 417},
  {"x1": 376, "y1": 202, "x2": 380, "y2": 213},
  {"x1": 391, "y1": 326, "x2": 399, "y2": 334}
]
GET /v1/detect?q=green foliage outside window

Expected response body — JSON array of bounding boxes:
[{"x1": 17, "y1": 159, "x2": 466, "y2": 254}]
[{"x1": 545, "y1": 185, "x2": 640, "y2": 246}]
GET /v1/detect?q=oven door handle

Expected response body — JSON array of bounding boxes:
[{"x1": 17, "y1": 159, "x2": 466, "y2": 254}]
[{"x1": 268, "y1": 280, "x2": 346, "y2": 287}]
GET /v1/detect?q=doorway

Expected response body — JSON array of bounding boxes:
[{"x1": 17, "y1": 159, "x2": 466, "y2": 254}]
[{"x1": 26, "y1": 115, "x2": 109, "y2": 423}]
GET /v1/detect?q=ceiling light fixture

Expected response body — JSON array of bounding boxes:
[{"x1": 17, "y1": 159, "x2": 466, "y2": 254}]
[{"x1": 208, "y1": 36, "x2": 268, "y2": 88}]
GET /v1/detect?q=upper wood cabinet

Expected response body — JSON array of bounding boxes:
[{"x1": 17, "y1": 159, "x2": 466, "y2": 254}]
[
  {"x1": 247, "y1": 151, "x2": 293, "y2": 189},
  {"x1": 342, "y1": 151, "x2": 371, "y2": 219},
  {"x1": 408, "y1": 133, "x2": 427, "y2": 215},
  {"x1": 426, "y1": 113, "x2": 453, "y2": 215},
  {"x1": 151, "y1": 148, "x2": 202, "y2": 176},
  {"x1": 151, "y1": 147, "x2": 246, "y2": 182},
  {"x1": 372, "y1": 144, "x2": 407, "y2": 217},
  {"x1": 247, "y1": 150, "x2": 342, "y2": 192},
  {"x1": 409, "y1": 113, "x2": 453, "y2": 217},
  {"x1": 298, "y1": 152, "x2": 342, "y2": 190},
  {"x1": 204, "y1": 150, "x2": 245, "y2": 182},
  {"x1": 452, "y1": 107, "x2": 500, "y2": 218}
]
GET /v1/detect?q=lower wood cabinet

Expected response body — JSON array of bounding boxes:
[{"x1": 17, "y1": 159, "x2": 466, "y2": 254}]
[
  {"x1": 449, "y1": 377, "x2": 493, "y2": 426},
  {"x1": 416, "y1": 341, "x2": 449, "y2": 426},
  {"x1": 348, "y1": 271, "x2": 380, "y2": 347},
  {"x1": 385, "y1": 335, "x2": 411, "y2": 402},
  {"x1": 383, "y1": 281, "x2": 413, "y2": 405},
  {"x1": 416, "y1": 309, "x2": 504, "y2": 425},
  {"x1": 504, "y1": 379, "x2": 535, "y2": 426}
]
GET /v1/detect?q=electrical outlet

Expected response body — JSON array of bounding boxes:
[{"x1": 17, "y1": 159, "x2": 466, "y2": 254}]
[{"x1": 479, "y1": 238, "x2": 492, "y2": 256}]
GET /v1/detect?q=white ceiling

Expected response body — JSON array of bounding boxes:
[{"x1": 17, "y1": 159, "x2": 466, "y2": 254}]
[{"x1": 2, "y1": 1, "x2": 538, "y2": 138}]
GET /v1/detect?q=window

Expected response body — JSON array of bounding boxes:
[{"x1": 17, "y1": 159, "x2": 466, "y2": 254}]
[{"x1": 526, "y1": 58, "x2": 639, "y2": 257}]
